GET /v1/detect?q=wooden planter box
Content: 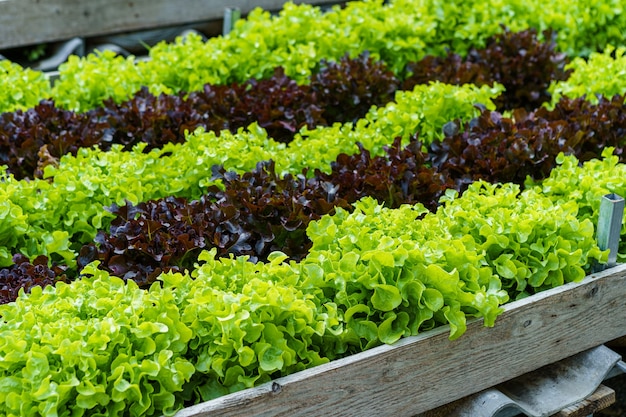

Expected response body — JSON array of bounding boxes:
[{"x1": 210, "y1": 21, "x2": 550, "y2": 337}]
[{"x1": 172, "y1": 264, "x2": 626, "y2": 417}]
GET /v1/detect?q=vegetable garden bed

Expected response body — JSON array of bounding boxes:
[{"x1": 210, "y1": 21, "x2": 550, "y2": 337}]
[
  {"x1": 2, "y1": 1, "x2": 626, "y2": 416},
  {"x1": 173, "y1": 263, "x2": 626, "y2": 417}
]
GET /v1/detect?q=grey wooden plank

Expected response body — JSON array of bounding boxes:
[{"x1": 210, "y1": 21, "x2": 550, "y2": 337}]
[
  {"x1": 173, "y1": 264, "x2": 626, "y2": 417},
  {"x1": 0, "y1": 0, "x2": 338, "y2": 49}
]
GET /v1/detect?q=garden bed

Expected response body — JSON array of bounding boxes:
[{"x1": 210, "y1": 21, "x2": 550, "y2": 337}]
[
  {"x1": 172, "y1": 264, "x2": 626, "y2": 416},
  {"x1": 2, "y1": 1, "x2": 626, "y2": 416}
]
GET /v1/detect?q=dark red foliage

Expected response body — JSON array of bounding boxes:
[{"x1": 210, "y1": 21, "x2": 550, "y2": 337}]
[
  {"x1": 186, "y1": 67, "x2": 325, "y2": 144},
  {"x1": 0, "y1": 254, "x2": 69, "y2": 304},
  {"x1": 402, "y1": 27, "x2": 571, "y2": 111},
  {"x1": 0, "y1": 100, "x2": 107, "y2": 179},
  {"x1": 0, "y1": 53, "x2": 401, "y2": 179},
  {"x1": 80, "y1": 137, "x2": 448, "y2": 286},
  {"x1": 430, "y1": 111, "x2": 567, "y2": 190},
  {"x1": 310, "y1": 52, "x2": 399, "y2": 124},
  {"x1": 79, "y1": 162, "x2": 353, "y2": 286},
  {"x1": 531, "y1": 94, "x2": 626, "y2": 163},
  {"x1": 93, "y1": 88, "x2": 201, "y2": 150},
  {"x1": 429, "y1": 94, "x2": 626, "y2": 191},
  {"x1": 317, "y1": 136, "x2": 452, "y2": 212}
]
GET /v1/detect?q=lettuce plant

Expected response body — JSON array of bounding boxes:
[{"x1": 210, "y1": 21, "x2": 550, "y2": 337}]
[
  {"x1": 429, "y1": 91, "x2": 626, "y2": 192},
  {"x1": 174, "y1": 252, "x2": 334, "y2": 401},
  {"x1": 77, "y1": 136, "x2": 447, "y2": 287},
  {"x1": 0, "y1": 82, "x2": 495, "y2": 270},
  {"x1": 304, "y1": 180, "x2": 605, "y2": 352},
  {"x1": 0, "y1": 256, "x2": 337, "y2": 415},
  {"x1": 0, "y1": 254, "x2": 68, "y2": 304},
  {"x1": 51, "y1": 51, "x2": 151, "y2": 112},
  {"x1": 0, "y1": 60, "x2": 51, "y2": 114},
  {"x1": 3, "y1": 0, "x2": 626, "y2": 112},
  {"x1": 0, "y1": 53, "x2": 400, "y2": 180},
  {"x1": 530, "y1": 148, "x2": 626, "y2": 262},
  {"x1": 403, "y1": 27, "x2": 570, "y2": 111},
  {"x1": 282, "y1": 82, "x2": 502, "y2": 174},
  {"x1": 0, "y1": 265, "x2": 196, "y2": 416},
  {"x1": 549, "y1": 46, "x2": 626, "y2": 106}
]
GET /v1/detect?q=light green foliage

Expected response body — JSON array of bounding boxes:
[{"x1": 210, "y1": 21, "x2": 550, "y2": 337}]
[
  {"x1": 0, "y1": 264, "x2": 196, "y2": 417},
  {"x1": 303, "y1": 198, "x2": 500, "y2": 347},
  {"x1": 436, "y1": 182, "x2": 606, "y2": 298},
  {"x1": 4, "y1": 0, "x2": 626, "y2": 111},
  {"x1": 171, "y1": 251, "x2": 333, "y2": 401},
  {"x1": 540, "y1": 0, "x2": 626, "y2": 57},
  {"x1": 410, "y1": 0, "x2": 529, "y2": 56},
  {"x1": 143, "y1": 0, "x2": 626, "y2": 94},
  {"x1": 361, "y1": 82, "x2": 502, "y2": 148},
  {"x1": 279, "y1": 82, "x2": 502, "y2": 174},
  {"x1": 0, "y1": 182, "x2": 30, "y2": 267},
  {"x1": 529, "y1": 148, "x2": 626, "y2": 262},
  {"x1": 0, "y1": 177, "x2": 610, "y2": 414},
  {"x1": 0, "y1": 83, "x2": 494, "y2": 264},
  {"x1": 144, "y1": 1, "x2": 434, "y2": 92},
  {"x1": 0, "y1": 256, "x2": 336, "y2": 415},
  {"x1": 0, "y1": 1, "x2": 623, "y2": 411},
  {"x1": 414, "y1": 0, "x2": 626, "y2": 58},
  {"x1": 140, "y1": 33, "x2": 229, "y2": 95},
  {"x1": 51, "y1": 50, "x2": 155, "y2": 112},
  {"x1": 321, "y1": 0, "x2": 438, "y2": 74},
  {"x1": 549, "y1": 46, "x2": 626, "y2": 106},
  {"x1": 0, "y1": 125, "x2": 280, "y2": 265},
  {"x1": 303, "y1": 182, "x2": 605, "y2": 348},
  {"x1": 0, "y1": 173, "x2": 76, "y2": 266},
  {"x1": 0, "y1": 60, "x2": 50, "y2": 113}
]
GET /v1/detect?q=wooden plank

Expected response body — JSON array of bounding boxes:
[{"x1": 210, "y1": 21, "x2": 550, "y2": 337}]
[
  {"x1": 173, "y1": 264, "x2": 626, "y2": 417},
  {"x1": 0, "y1": 0, "x2": 339, "y2": 49},
  {"x1": 552, "y1": 384, "x2": 616, "y2": 417}
]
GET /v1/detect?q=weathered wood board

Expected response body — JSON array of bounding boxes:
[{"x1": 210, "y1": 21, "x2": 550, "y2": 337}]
[
  {"x1": 0, "y1": 0, "x2": 338, "y2": 49},
  {"x1": 173, "y1": 264, "x2": 626, "y2": 417}
]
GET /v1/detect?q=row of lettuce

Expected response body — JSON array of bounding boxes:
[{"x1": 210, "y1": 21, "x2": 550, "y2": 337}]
[
  {"x1": 1, "y1": 0, "x2": 626, "y2": 415},
  {"x1": 1, "y1": 78, "x2": 626, "y2": 416},
  {"x1": 0, "y1": 28, "x2": 572, "y2": 181},
  {"x1": 2, "y1": 0, "x2": 626, "y2": 113},
  {"x1": 3, "y1": 42, "x2": 626, "y2": 282},
  {"x1": 0, "y1": 171, "x2": 611, "y2": 416},
  {"x1": 4, "y1": 87, "x2": 626, "y2": 300},
  {"x1": 0, "y1": 82, "x2": 501, "y2": 269}
]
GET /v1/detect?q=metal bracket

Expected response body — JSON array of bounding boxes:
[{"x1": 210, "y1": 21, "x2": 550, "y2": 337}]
[
  {"x1": 596, "y1": 193, "x2": 625, "y2": 270},
  {"x1": 222, "y1": 7, "x2": 241, "y2": 36}
]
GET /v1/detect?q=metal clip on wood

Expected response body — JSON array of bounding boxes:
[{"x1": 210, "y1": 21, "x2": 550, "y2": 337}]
[
  {"x1": 596, "y1": 193, "x2": 625, "y2": 271},
  {"x1": 223, "y1": 8, "x2": 241, "y2": 36}
]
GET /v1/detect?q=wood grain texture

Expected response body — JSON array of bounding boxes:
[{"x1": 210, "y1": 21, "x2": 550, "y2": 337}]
[
  {"x1": 174, "y1": 264, "x2": 626, "y2": 417},
  {"x1": 0, "y1": 0, "x2": 338, "y2": 49}
]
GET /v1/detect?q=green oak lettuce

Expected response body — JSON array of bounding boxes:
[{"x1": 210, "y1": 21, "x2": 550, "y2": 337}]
[
  {"x1": 0, "y1": 82, "x2": 499, "y2": 266},
  {"x1": 0, "y1": 265, "x2": 196, "y2": 417},
  {"x1": 529, "y1": 148, "x2": 626, "y2": 262},
  {"x1": 549, "y1": 46, "x2": 626, "y2": 106},
  {"x1": 5, "y1": 0, "x2": 626, "y2": 112},
  {"x1": 0, "y1": 60, "x2": 51, "y2": 114},
  {"x1": 0, "y1": 173, "x2": 609, "y2": 415},
  {"x1": 0, "y1": 257, "x2": 338, "y2": 416}
]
